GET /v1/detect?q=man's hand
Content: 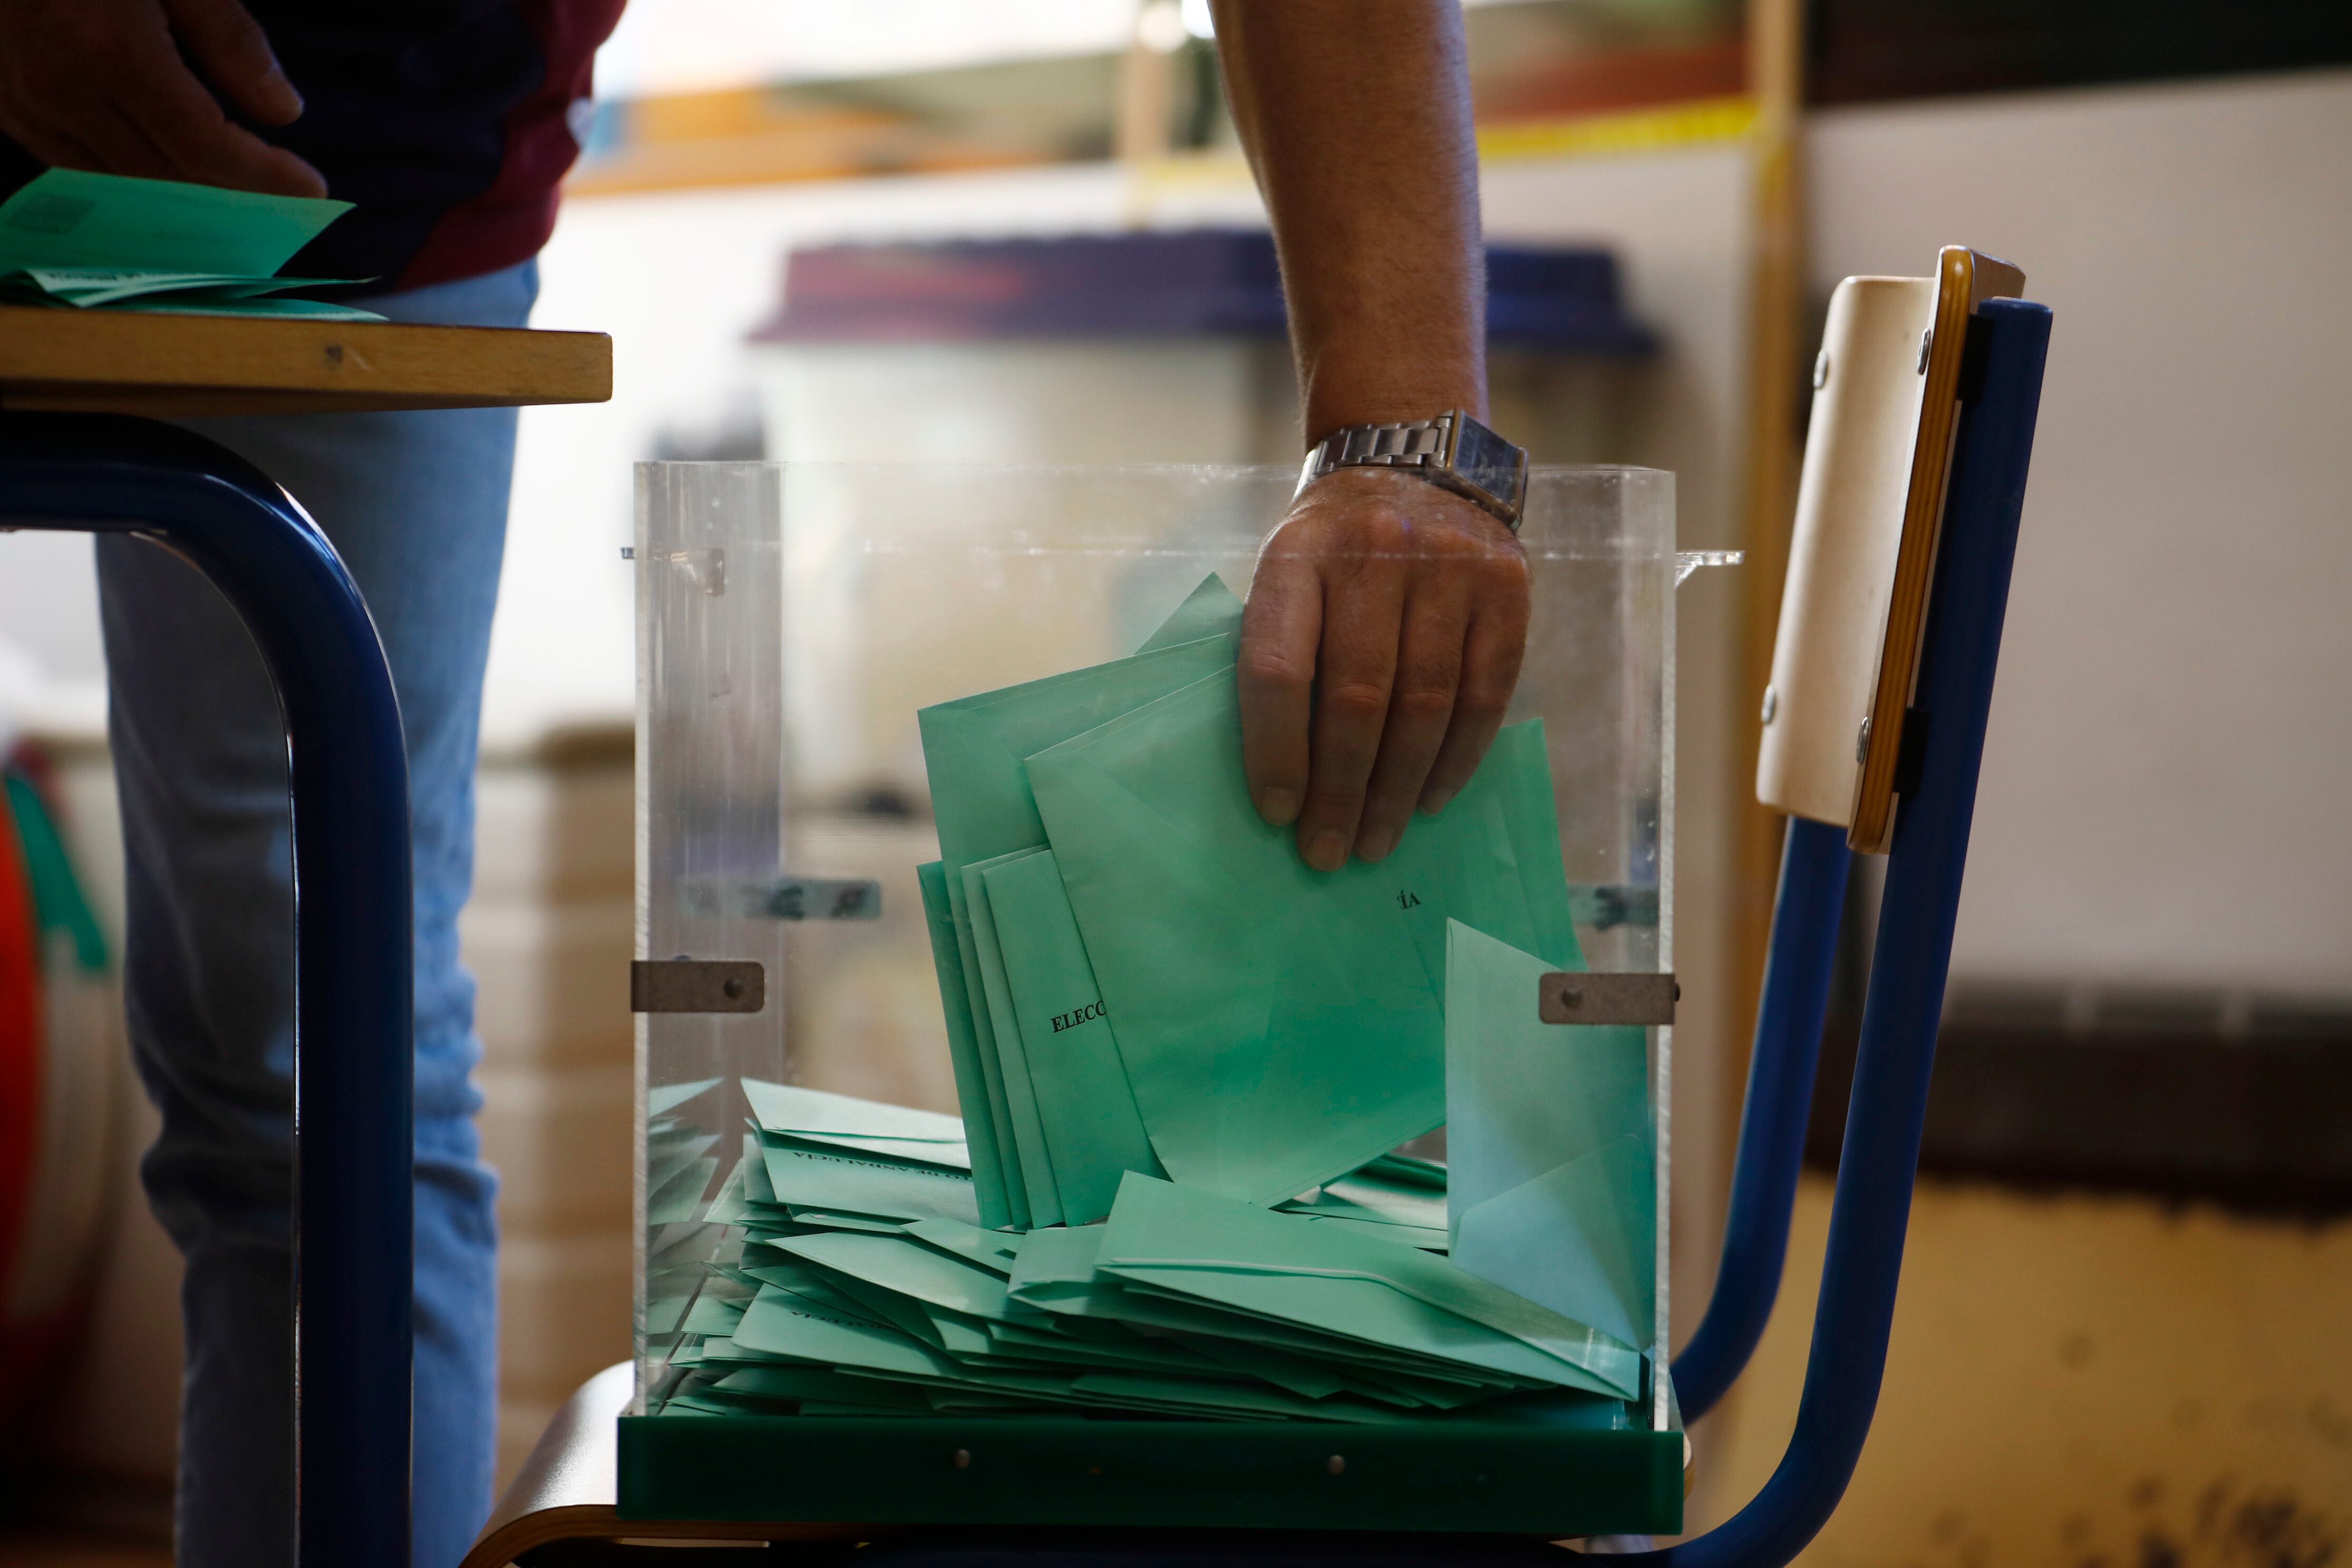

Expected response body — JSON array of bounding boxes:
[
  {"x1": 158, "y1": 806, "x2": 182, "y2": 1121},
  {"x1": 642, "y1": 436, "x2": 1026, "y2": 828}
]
[
  {"x1": 1240, "y1": 468, "x2": 1531, "y2": 871},
  {"x1": 1213, "y1": 1, "x2": 1516, "y2": 867},
  {"x1": 0, "y1": 0, "x2": 326, "y2": 197}
]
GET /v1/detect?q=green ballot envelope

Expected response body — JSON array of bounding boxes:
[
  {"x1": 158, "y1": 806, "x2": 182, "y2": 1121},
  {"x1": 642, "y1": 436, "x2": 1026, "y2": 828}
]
[
  {"x1": 0, "y1": 169, "x2": 381, "y2": 318},
  {"x1": 918, "y1": 610, "x2": 1241, "y2": 884},
  {"x1": 961, "y1": 851, "x2": 1067, "y2": 1228},
  {"x1": 1099, "y1": 1173, "x2": 1640, "y2": 1399},
  {"x1": 743, "y1": 1079, "x2": 968, "y2": 1168},
  {"x1": 981, "y1": 847, "x2": 1164, "y2": 1225},
  {"x1": 915, "y1": 863, "x2": 1017, "y2": 1228},
  {"x1": 915, "y1": 574, "x2": 1243, "y2": 1223},
  {"x1": 1024, "y1": 666, "x2": 1578, "y2": 1207},
  {"x1": 1445, "y1": 920, "x2": 1655, "y2": 1351}
]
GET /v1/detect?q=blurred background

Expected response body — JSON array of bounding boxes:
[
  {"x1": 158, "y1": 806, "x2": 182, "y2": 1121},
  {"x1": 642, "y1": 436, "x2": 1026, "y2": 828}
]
[{"x1": 0, "y1": 0, "x2": 2346, "y2": 1560}]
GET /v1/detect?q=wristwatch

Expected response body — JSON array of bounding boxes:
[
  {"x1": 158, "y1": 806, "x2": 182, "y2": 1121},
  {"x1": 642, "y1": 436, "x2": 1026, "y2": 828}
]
[{"x1": 1295, "y1": 409, "x2": 1530, "y2": 532}]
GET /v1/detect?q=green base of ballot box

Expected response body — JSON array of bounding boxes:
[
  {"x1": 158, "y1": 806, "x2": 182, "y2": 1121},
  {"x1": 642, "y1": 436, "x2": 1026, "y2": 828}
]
[{"x1": 615, "y1": 1412, "x2": 1685, "y2": 1537}]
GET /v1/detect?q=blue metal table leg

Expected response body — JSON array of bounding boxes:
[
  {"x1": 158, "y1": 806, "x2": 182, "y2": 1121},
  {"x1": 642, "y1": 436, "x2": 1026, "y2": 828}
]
[
  {"x1": 1627, "y1": 297, "x2": 2052, "y2": 1568},
  {"x1": 0, "y1": 413, "x2": 413, "y2": 1568},
  {"x1": 1672, "y1": 815, "x2": 1850, "y2": 1421}
]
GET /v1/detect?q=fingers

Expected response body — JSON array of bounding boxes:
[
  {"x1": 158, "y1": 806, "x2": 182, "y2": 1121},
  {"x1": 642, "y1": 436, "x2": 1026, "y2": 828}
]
[
  {"x1": 115, "y1": 33, "x2": 328, "y2": 195},
  {"x1": 1293, "y1": 535, "x2": 1406, "y2": 872},
  {"x1": 1243, "y1": 471, "x2": 1530, "y2": 871},
  {"x1": 0, "y1": 0, "x2": 327, "y2": 197},
  {"x1": 0, "y1": 112, "x2": 105, "y2": 175},
  {"x1": 1352, "y1": 577, "x2": 1469, "y2": 861},
  {"x1": 1237, "y1": 532, "x2": 1320, "y2": 828},
  {"x1": 67, "y1": 98, "x2": 182, "y2": 180},
  {"x1": 164, "y1": 0, "x2": 303, "y2": 124},
  {"x1": 1419, "y1": 577, "x2": 1529, "y2": 814}
]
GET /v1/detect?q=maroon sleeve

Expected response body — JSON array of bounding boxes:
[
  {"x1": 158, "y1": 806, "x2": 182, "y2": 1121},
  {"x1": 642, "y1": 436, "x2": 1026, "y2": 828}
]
[{"x1": 395, "y1": 0, "x2": 629, "y2": 291}]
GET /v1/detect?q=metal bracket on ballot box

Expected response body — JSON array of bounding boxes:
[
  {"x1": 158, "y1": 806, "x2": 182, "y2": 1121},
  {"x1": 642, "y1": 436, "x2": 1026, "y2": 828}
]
[
  {"x1": 684, "y1": 875, "x2": 883, "y2": 922},
  {"x1": 1538, "y1": 971, "x2": 1679, "y2": 1026},
  {"x1": 631, "y1": 959, "x2": 766, "y2": 1014}
]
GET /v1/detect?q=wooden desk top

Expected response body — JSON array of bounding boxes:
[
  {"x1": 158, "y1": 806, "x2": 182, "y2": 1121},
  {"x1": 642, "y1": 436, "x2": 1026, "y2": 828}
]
[{"x1": 0, "y1": 304, "x2": 611, "y2": 417}]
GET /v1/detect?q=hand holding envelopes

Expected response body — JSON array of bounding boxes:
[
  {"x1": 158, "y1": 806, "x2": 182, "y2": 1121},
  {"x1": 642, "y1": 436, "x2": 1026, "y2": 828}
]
[{"x1": 1025, "y1": 667, "x2": 1577, "y2": 1204}]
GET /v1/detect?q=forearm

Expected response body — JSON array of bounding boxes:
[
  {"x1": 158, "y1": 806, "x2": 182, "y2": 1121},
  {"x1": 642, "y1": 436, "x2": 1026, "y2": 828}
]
[{"x1": 1211, "y1": 0, "x2": 1486, "y2": 444}]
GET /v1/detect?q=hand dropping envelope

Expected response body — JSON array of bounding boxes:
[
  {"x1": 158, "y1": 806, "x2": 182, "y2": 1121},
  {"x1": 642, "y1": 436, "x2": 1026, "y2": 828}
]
[
  {"x1": 1024, "y1": 666, "x2": 1578, "y2": 1207},
  {"x1": 1446, "y1": 920, "x2": 1654, "y2": 1351}
]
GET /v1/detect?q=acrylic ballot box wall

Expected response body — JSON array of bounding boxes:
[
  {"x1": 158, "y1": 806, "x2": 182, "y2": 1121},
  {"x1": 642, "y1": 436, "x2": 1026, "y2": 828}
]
[{"x1": 628, "y1": 464, "x2": 1685, "y2": 1535}]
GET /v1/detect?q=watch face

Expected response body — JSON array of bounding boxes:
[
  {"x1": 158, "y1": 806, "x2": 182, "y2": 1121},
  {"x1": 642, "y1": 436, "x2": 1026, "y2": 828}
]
[{"x1": 1449, "y1": 416, "x2": 1528, "y2": 515}]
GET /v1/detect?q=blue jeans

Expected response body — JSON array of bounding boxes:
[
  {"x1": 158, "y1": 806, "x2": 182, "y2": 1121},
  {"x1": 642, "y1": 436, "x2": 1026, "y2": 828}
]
[{"x1": 97, "y1": 259, "x2": 537, "y2": 1568}]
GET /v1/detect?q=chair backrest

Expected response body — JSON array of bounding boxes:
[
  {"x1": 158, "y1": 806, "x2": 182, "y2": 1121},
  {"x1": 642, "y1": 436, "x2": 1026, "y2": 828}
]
[{"x1": 1760, "y1": 247, "x2": 2025, "y2": 852}]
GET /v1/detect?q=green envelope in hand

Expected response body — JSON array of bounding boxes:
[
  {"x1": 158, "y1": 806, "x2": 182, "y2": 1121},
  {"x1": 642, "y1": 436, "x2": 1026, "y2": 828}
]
[
  {"x1": 1024, "y1": 666, "x2": 1571, "y2": 1207},
  {"x1": 917, "y1": 624, "x2": 1240, "y2": 885},
  {"x1": 1132, "y1": 573, "x2": 1246, "y2": 654},
  {"x1": 1445, "y1": 920, "x2": 1654, "y2": 1351},
  {"x1": 1483, "y1": 720, "x2": 1585, "y2": 971},
  {"x1": 914, "y1": 574, "x2": 1242, "y2": 1224}
]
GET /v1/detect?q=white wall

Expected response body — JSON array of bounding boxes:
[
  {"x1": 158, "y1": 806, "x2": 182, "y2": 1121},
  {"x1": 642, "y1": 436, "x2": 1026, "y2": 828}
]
[
  {"x1": 0, "y1": 532, "x2": 106, "y2": 746},
  {"x1": 1807, "y1": 68, "x2": 2352, "y2": 997}
]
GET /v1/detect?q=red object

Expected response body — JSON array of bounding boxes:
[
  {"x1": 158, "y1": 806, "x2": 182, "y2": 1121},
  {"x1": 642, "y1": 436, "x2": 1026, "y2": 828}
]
[{"x1": 398, "y1": 0, "x2": 631, "y2": 290}]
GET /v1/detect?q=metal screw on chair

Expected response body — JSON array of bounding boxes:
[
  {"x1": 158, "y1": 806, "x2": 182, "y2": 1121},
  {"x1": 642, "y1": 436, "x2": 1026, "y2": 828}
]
[
  {"x1": 953, "y1": 1448, "x2": 971, "y2": 1470},
  {"x1": 722, "y1": 977, "x2": 743, "y2": 1001},
  {"x1": 1327, "y1": 1455, "x2": 1346, "y2": 1476}
]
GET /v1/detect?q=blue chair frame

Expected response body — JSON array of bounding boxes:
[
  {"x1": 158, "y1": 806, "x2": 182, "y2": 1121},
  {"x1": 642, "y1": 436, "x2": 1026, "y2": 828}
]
[
  {"x1": 0, "y1": 294, "x2": 2044, "y2": 1568},
  {"x1": 1644, "y1": 296, "x2": 2052, "y2": 1564},
  {"x1": 0, "y1": 413, "x2": 415, "y2": 1568}
]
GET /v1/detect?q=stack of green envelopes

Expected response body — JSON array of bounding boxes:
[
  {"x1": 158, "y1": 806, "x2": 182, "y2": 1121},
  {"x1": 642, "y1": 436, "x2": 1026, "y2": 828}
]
[
  {"x1": 666, "y1": 1103, "x2": 1641, "y2": 1421},
  {"x1": 0, "y1": 169, "x2": 384, "y2": 319},
  {"x1": 654, "y1": 573, "x2": 1658, "y2": 1423}
]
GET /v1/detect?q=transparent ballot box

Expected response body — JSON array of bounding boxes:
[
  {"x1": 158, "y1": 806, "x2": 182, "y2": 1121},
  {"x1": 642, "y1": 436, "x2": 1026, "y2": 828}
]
[{"x1": 625, "y1": 464, "x2": 1683, "y2": 1537}]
